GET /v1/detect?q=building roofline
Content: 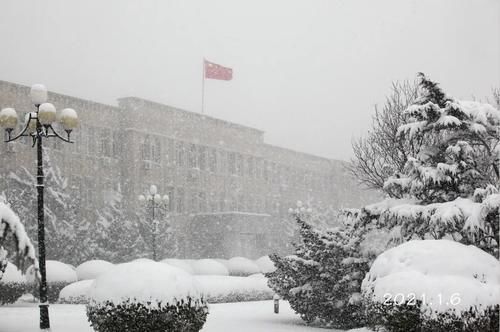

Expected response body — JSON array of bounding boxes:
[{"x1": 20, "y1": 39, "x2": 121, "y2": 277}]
[
  {"x1": 262, "y1": 143, "x2": 344, "y2": 164},
  {"x1": 117, "y1": 96, "x2": 265, "y2": 135},
  {"x1": 0, "y1": 80, "x2": 120, "y2": 111}
]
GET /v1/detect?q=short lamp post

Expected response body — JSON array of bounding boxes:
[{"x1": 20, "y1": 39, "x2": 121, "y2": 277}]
[
  {"x1": 0, "y1": 84, "x2": 78, "y2": 330},
  {"x1": 138, "y1": 185, "x2": 169, "y2": 261}
]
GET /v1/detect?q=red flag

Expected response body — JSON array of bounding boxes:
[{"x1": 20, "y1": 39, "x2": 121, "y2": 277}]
[{"x1": 204, "y1": 59, "x2": 233, "y2": 81}]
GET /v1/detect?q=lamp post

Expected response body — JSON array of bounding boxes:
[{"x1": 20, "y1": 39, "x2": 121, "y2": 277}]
[
  {"x1": 138, "y1": 185, "x2": 169, "y2": 261},
  {"x1": 0, "y1": 84, "x2": 78, "y2": 330}
]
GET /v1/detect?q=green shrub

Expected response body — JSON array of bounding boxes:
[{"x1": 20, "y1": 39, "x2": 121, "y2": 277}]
[
  {"x1": 267, "y1": 211, "x2": 369, "y2": 329},
  {"x1": 0, "y1": 282, "x2": 26, "y2": 304},
  {"x1": 205, "y1": 289, "x2": 272, "y2": 303},
  {"x1": 29, "y1": 281, "x2": 69, "y2": 303},
  {"x1": 366, "y1": 299, "x2": 500, "y2": 332},
  {"x1": 86, "y1": 298, "x2": 208, "y2": 332}
]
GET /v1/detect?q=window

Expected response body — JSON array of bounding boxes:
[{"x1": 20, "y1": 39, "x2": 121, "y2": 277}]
[
  {"x1": 142, "y1": 135, "x2": 151, "y2": 160},
  {"x1": 87, "y1": 127, "x2": 96, "y2": 155},
  {"x1": 199, "y1": 192, "x2": 207, "y2": 212},
  {"x1": 100, "y1": 128, "x2": 112, "y2": 157},
  {"x1": 198, "y1": 146, "x2": 206, "y2": 171},
  {"x1": 175, "y1": 141, "x2": 185, "y2": 167},
  {"x1": 236, "y1": 153, "x2": 244, "y2": 176},
  {"x1": 165, "y1": 186, "x2": 174, "y2": 211},
  {"x1": 176, "y1": 188, "x2": 185, "y2": 213},
  {"x1": 112, "y1": 130, "x2": 122, "y2": 157},
  {"x1": 190, "y1": 190, "x2": 199, "y2": 212},
  {"x1": 228, "y1": 152, "x2": 236, "y2": 174},
  {"x1": 263, "y1": 160, "x2": 269, "y2": 182},
  {"x1": 208, "y1": 148, "x2": 217, "y2": 172},
  {"x1": 188, "y1": 144, "x2": 197, "y2": 168},
  {"x1": 152, "y1": 136, "x2": 161, "y2": 163},
  {"x1": 219, "y1": 192, "x2": 226, "y2": 211},
  {"x1": 246, "y1": 156, "x2": 255, "y2": 178},
  {"x1": 210, "y1": 192, "x2": 218, "y2": 212},
  {"x1": 165, "y1": 138, "x2": 174, "y2": 165}
]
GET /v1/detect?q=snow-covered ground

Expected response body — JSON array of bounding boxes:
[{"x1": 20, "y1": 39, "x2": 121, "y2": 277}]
[{"x1": 0, "y1": 301, "x2": 370, "y2": 332}]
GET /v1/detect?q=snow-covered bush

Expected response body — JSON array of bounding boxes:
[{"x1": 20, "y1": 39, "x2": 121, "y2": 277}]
[
  {"x1": 255, "y1": 256, "x2": 276, "y2": 273},
  {"x1": 195, "y1": 275, "x2": 273, "y2": 303},
  {"x1": 226, "y1": 257, "x2": 260, "y2": 276},
  {"x1": 267, "y1": 208, "x2": 369, "y2": 329},
  {"x1": 362, "y1": 240, "x2": 500, "y2": 331},
  {"x1": 161, "y1": 258, "x2": 194, "y2": 274},
  {"x1": 86, "y1": 261, "x2": 208, "y2": 332},
  {"x1": 76, "y1": 260, "x2": 114, "y2": 280},
  {"x1": 0, "y1": 262, "x2": 26, "y2": 304},
  {"x1": 191, "y1": 259, "x2": 229, "y2": 276},
  {"x1": 0, "y1": 202, "x2": 37, "y2": 280},
  {"x1": 59, "y1": 279, "x2": 94, "y2": 304},
  {"x1": 27, "y1": 260, "x2": 78, "y2": 303}
]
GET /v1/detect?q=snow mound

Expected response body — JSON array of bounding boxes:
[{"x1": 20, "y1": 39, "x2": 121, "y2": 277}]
[
  {"x1": 226, "y1": 257, "x2": 260, "y2": 276},
  {"x1": 362, "y1": 240, "x2": 500, "y2": 316},
  {"x1": 132, "y1": 258, "x2": 155, "y2": 263},
  {"x1": 88, "y1": 261, "x2": 202, "y2": 305},
  {"x1": 254, "y1": 256, "x2": 276, "y2": 273},
  {"x1": 26, "y1": 260, "x2": 77, "y2": 284},
  {"x1": 0, "y1": 262, "x2": 25, "y2": 283},
  {"x1": 76, "y1": 260, "x2": 114, "y2": 281},
  {"x1": 161, "y1": 258, "x2": 194, "y2": 274},
  {"x1": 59, "y1": 279, "x2": 94, "y2": 303},
  {"x1": 192, "y1": 259, "x2": 229, "y2": 276}
]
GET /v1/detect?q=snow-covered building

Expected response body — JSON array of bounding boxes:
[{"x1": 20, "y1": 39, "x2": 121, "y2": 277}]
[{"x1": 0, "y1": 80, "x2": 378, "y2": 258}]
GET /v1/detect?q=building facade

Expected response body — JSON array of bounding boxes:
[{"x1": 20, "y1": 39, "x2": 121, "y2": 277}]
[{"x1": 0, "y1": 80, "x2": 378, "y2": 259}]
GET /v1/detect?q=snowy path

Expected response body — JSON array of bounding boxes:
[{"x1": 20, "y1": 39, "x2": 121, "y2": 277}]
[{"x1": 0, "y1": 301, "x2": 363, "y2": 332}]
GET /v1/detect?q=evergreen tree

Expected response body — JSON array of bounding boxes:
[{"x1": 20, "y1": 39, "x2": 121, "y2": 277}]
[
  {"x1": 0, "y1": 149, "x2": 93, "y2": 265},
  {"x1": 350, "y1": 73, "x2": 500, "y2": 257},
  {"x1": 267, "y1": 204, "x2": 370, "y2": 329},
  {"x1": 93, "y1": 187, "x2": 146, "y2": 263}
]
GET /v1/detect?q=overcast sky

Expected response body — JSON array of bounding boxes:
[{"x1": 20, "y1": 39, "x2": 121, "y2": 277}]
[{"x1": 0, "y1": 0, "x2": 498, "y2": 161}]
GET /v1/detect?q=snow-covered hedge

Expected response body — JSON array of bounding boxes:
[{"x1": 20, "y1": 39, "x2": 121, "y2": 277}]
[
  {"x1": 363, "y1": 239, "x2": 500, "y2": 331},
  {"x1": 0, "y1": 262, "x2": 26, "y2": 304},
  {"x1": 76, "y1": 260, "x2": 114, "y2": 281},
  {"x1": 191, "y1": 259, "x2": 229, "y2": 276},
  {"x1": 225, "y1": 257, "x2": 261, "y2": 276},
  {"x1": 161, "y1": 258, "x2": 194, "y2": 274},
  {"x1": 195, "y1": 275, "x2": 273, "y2": 303},
  {"x1": 86, "y1": 261, "x2": 208, "y2": 332},
  {"x1": 59, "y1": 279, "x2": 94, "y2": 304},
  {"x1": 27, "y1": 260, "x2": 78, "y2": 303}
]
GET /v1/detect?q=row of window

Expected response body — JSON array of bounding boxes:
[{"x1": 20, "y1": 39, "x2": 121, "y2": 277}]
[
  {"x1": 10, "y1": 121, "x2": 334, "y2": 194},
  {"x1": 142, "y1": 135, "x2": 333, "y2": 192}
]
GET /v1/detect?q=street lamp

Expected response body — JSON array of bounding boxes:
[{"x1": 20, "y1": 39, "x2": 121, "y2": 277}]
[
  {"x1": 138, "y1": 184, "x2": 169, "y2": 261},
  {"x1": 0, "y1": 84, "x2": 78, "y2": 330}
]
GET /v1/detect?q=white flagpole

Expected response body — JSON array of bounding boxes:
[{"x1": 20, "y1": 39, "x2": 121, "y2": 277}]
[{"x1": 201, "y1": 58, "x2": 206, "y2": 114}]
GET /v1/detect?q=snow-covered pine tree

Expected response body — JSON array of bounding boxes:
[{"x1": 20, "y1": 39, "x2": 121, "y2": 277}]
[
  {"x1": 351, "y1": 73, "x2": 500, "y2": 257},
  {"x1": 0, "y1": 149, "x2": 93, "y2": 265},
  {"x1": 267, "y1": 204, "x2": 369, "y2": 329},
  {"x1": 93, "y1": 187, "x2": 146, "y2": 263}
]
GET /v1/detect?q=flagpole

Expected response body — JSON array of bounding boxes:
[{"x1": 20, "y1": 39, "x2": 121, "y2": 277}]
[{"x1": 201, "y1": 58, "x2": 206, "y2": 114}]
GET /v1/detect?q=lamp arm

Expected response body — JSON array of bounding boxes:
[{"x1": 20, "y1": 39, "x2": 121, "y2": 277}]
[
  {"x1": 4, "y1": 121, "x2": 32, "y2": 143},
  {"x1": 45, "y1": 126, "x2": 73, "y2": 143}
]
